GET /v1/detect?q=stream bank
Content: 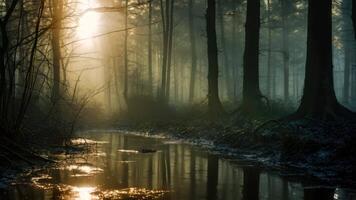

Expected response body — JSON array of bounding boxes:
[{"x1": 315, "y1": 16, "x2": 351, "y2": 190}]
[{"x1": 119, "y1": 117, "x2": 356, "y2": 188}]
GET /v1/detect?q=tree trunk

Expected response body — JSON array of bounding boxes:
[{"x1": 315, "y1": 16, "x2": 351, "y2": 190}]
[
  {"x1": 352, "y1": 0, "x2": 356, "y2": 39},
  {"x1": 159, "y1": 0, "x2": 166, "y2": 99},
  {"x1": 231, "y1": 1, "x2": 239, "y2": 102},
  {"x1": 281, "y1": 0, "x2": 290, "y2": 101},
  {"x1": 106, "y1": 61, "x2": 112, "y2": 111},
  {"x1": 123, "y1": 0, "x2": 128, "y2": 101},
  {"x1": 173, "y1": 53, "x2": 178, "y2": 103},
  {"x1": 148, "y1": 0, "x2": 153, "y2": 95},
  {"x1": 293, "y1": 0, "x2": 353, "y2": 119},
  {"x1": 113, "y1": 57, "x2": 121, "y2": 111},
  {"x1": 343, "y1": 40, "x2": 351, "y2": 104},
  {"x1": 159, "y1": 0, "x2": 171, "y2": 102},
  {"x1": 217, "y1": 0, "x2": 230, "y2": 100},
  {"x1": 165, "y1": 0, "x2": 174, "y2": 102},
  {"x1": 206, "y1": 0, "x2": 224, "y2": 116},
  {"x1": 266, "y1": 0, "x2": 272, "y2": 98},
  {"x1": 188, "y1": 0, "x2": 197, "y2": 103},
  {"x1": 241, "y1": 0, "x2": 263, "y2": 112},
  {"x1": 51, "y1": 0, "x2": 63, "y2": 102}
]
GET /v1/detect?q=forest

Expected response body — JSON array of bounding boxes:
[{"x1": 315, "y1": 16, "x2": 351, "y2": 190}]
[{"x1": 0, "y1": 0, "x2": 356, "y2": 199}]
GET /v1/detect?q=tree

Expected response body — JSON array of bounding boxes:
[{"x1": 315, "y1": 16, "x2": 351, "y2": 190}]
[
  {"x1": 352, "y1": 0, "x2": 356, "y2": 39},
  {"x1": 206, "y1": 0, "x2": 224, "y2": 116},
  {"x1": 217, "y1": 0, "x2": 231, "y2": 100},
  {"x1": 266, "y1": 0, "x2": 272, "y2": 98},
  {"x1": 188, "y1": 0, "x2": 197, "y2": 103},
  {"x1": 51, "y1": 0, "x2": 63, "y2": 102},
  {"x1": 165, "y1": 0, "x2": 174, "y2": 102},
  {"x1": 343, "y1": 40, "x2": 351, "y2": 104},
  {"x1": 148, "y1": 0, "x2": 153, "y2": 95},
  {"x1": 241, "y1": 0, "x2": 263, "y2": 113},
  {"x1": 291, "y1": 0, "x2": 354, "y2": 119},
  {"x1": 159, "y1": 0, "x2": 174, "y2": 102},
  {"x1": 281, "y1": 0, "x2": 290, "y2": 102},
  {"x1": 123, "y1": 0, "x2": 129, "y2": 101},
  {"x1": 342, "y1": 0, "x2": 353, "y2": 104}
]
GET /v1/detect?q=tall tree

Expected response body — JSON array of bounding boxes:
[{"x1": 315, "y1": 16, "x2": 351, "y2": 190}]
[
  {"x1": 165, "y1": 0, "x2": 174, "y2": 102},
  {"x1": 342, "y1": 0, "x2": 353, "y2": 104},
  {"x1": 148, "y1": 0, "x2": 153, "y2": 95},
  {"x1": 159, "y1": 0, "x2": 167, "y2": 100},
  {"x1": 266, "y1": 0, "x2": 272, "y2": 98},
  {"x1": 51, "y1": 0, "x2": 63, "y2": 102},
  {"x1": 206, "y1": 0, "x2": 224, "y2": 115},
  {"x1": 188, "y1": 0, "x2": 197, "y2": 103},
  {"x1": 217, "y1": 0, "x2": 231, "y2": 100},
  {"x1": 0, "y1": 0, "x2": 21, "y2": 128},
  {"x1": 343, "y1": 41, "x2": 351, "y2": 104},
  {"x1": 123, "y1": 0, "x2": 128, "y2": 101},
  {"x1": 352, "y1": 0, "x2": 356, "y2": 39},
  {"x1": 292, "y1": 0, "x2": 353, "y2": 119},
  {"x1": 231, "y1": 0, "x2": 240, "y2": 101},
  {"x1": 159, "y1": 0, "x2": 174, "y2": 102},
  {"x1": 241, "y1": 0, "x2": 263, "y2": 113},
  {"x1": 281, "y1": 0, "x2": 290, "y2": 101}
]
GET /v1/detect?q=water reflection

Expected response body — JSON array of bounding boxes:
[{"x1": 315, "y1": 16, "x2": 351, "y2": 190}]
[
  {"x1": 72, "y1": 186, "x2": 96, "y2": 200},
  {"x1": 243, "y1": 167, "x2": 260, "y2": 200},
  {"x1": 304, "y1": 187, "x2": 335, "y2": 200},
  {"x1": 2, "y1": 132, "x2": 356, "y2": 200}
]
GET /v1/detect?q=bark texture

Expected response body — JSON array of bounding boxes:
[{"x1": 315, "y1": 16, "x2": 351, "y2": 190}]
[
  {"x1": 293, "y1": 0, "x2": 353, "y2": 119},
  {"x1": 241, "y1": 0, "x2": 263, "y2": 113},
  {"x1": 206, "y1": 0, "x2": 224, "y2": 116}
]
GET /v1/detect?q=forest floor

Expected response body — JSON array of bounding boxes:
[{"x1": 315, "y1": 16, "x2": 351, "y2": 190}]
[{"x1": 119, "y1": 115, "x2": 356, "y2": 187}]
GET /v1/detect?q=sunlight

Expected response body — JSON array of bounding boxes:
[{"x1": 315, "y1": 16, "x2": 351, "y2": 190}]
[
  {"x1": 77, "y1": 0, "x2": 100, "y2": 39},
  {"x1": 72, "y1": 186, "x2": 97, "y2": 200},
  {"x1": 66, "y1": 164, "x2": 103, "y2": 176},
  {"x1": 78, "y1": 11, "x2": 100, "y2": 39}
]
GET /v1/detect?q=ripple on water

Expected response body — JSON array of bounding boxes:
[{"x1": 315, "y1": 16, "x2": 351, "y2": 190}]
[
  {"x1": 64, "y1": 164, "x2": 104, "y2": 177},
  {"x1": 117, "y1": 149, "x2": 139, "y2": 153}
]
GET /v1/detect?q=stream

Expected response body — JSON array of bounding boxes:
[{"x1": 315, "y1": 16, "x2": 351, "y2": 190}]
[{"x1": 1, "y1": 131, "x2": 355, "y2": 200}]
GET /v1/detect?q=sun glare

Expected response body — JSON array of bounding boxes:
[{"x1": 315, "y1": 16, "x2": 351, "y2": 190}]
[
  {"x1": 73, "y1": 186, "x2": 97, "y2": 200},
  {"x1": 78, "y1": 11, "x2": 99, "y2": 39},
  {"x1": 77, "y1": 0, "x2": 100, "y2": 39}
]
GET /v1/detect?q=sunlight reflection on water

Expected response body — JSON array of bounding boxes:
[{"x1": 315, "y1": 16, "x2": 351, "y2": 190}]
[
  {"x1": 72, "y1": 186, "x2": 96, "y2": 200},
  {"x1": 2, "y1": 132, "x2": 356, "y2": 200},
  {"x1": 66, "y1": 164, "x2": 103, "y2": 176}
]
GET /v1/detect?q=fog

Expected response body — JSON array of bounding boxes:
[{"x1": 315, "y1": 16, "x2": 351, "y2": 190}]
[{"x1": 56, "y1": 0, "x2": 355, "y2": 117}]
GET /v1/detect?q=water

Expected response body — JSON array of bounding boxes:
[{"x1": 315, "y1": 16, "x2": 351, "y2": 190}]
[{"x1": 1, "y1": 131, "x2": 356, "y2": 200}]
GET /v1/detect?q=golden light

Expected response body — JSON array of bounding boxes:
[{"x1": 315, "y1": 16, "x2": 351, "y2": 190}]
[
  {"x1": 78, "y1": 11, "x2": 100, "y2": 39},
  {"x1": 77, "y1": 0, "x2": 100, "y2": 39},
  {"x1": 72, "y1": 186, "x2": 97, "y2": 200}
]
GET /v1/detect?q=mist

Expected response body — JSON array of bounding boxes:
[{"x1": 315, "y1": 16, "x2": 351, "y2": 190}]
[{"x1": 0, "y1": 0, "x2": 356, "y2": 199}]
